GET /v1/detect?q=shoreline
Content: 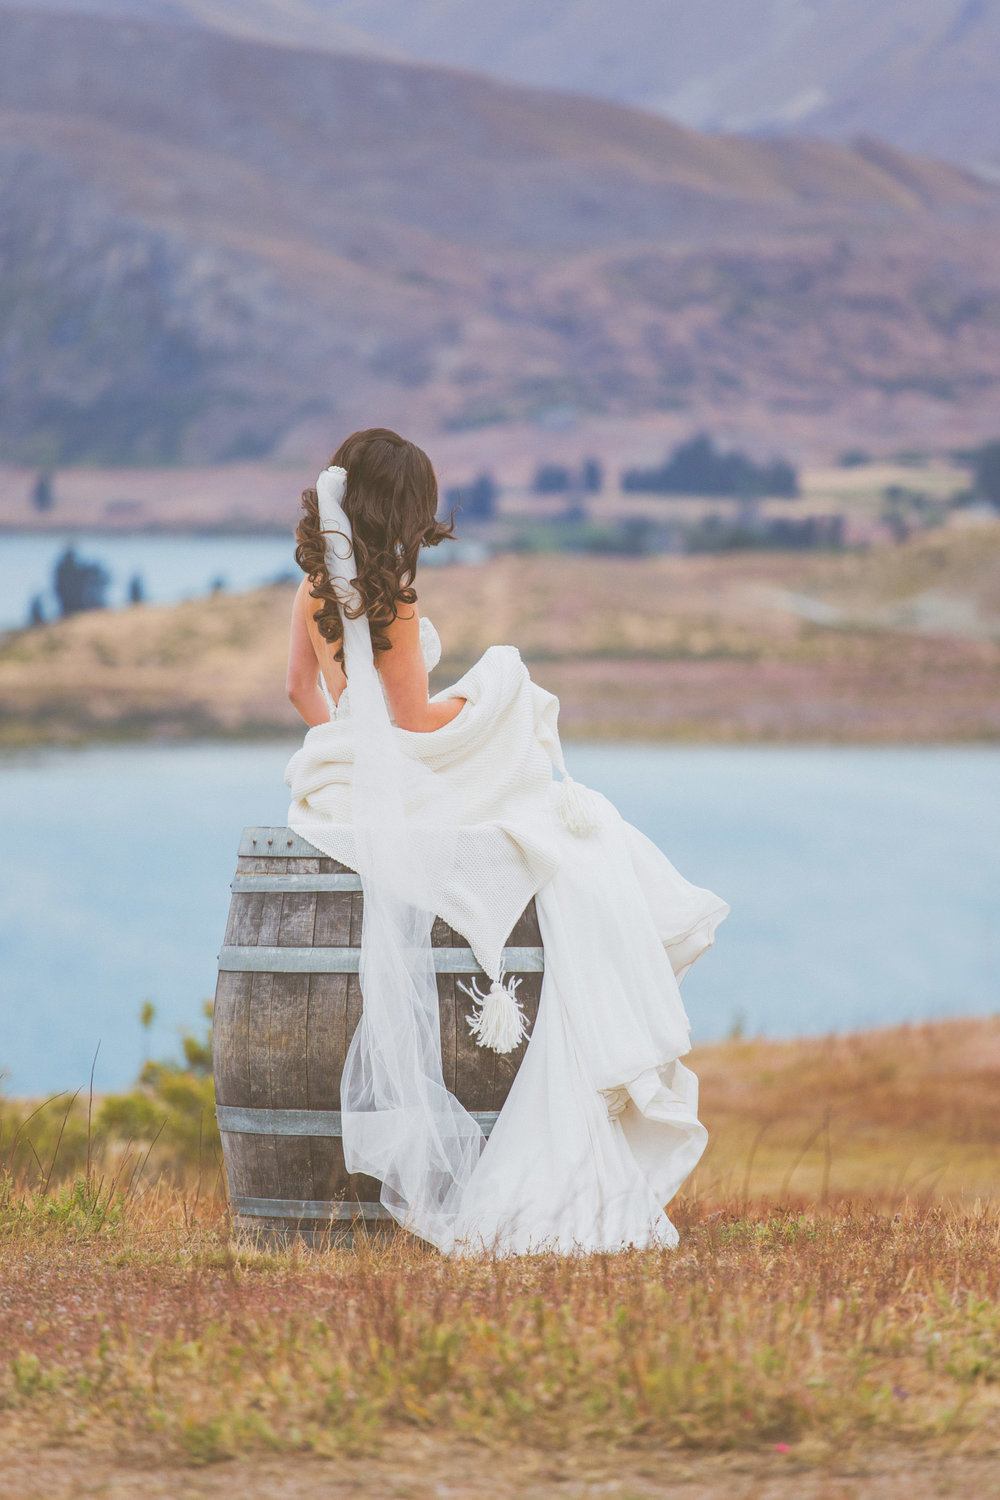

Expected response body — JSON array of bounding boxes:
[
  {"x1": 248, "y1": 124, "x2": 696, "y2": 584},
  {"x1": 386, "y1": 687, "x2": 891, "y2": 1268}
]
[
  {"x1": 3, "y1": 723, "x2": 1000, "y2": 753},
  {"x1": 2, "y1": 538, "x2": 998, "y2": 747}
]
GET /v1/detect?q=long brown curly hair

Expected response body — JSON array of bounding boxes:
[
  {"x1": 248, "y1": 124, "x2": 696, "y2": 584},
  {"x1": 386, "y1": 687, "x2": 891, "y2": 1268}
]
[{"x1": 294, "y1": 428, "x2": 455, "y2": 662}]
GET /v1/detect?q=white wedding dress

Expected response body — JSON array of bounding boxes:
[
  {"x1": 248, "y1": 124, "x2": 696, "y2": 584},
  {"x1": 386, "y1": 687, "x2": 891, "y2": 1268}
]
[{"x1": 289, "y1": 614, "x2": 729, "y2": 1255}]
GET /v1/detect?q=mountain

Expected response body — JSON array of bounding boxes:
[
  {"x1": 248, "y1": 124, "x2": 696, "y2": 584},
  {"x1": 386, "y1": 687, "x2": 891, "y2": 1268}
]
[
  {"x1": 13, "y1": 0, "x2": 1000, "y2": 171},
  {"x1": 2, "y1": 7, "x2": 1000, "y2": 463}
]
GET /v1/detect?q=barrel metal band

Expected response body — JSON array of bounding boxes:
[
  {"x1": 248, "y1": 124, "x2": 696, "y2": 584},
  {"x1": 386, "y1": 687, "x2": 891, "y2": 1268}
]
[
  {"x1": 217, "y1": 944, "x2": 544, "y2": 974},
  {"x1": 233, "y1": 1196, "x2": 392, "y2": 1222},
  {"x1": 231, "y1": 874, "x2": 363, "y2": 893},
  {"x1": 239, "y1": 827, "x2": 328, "y2": 858},
  {"x1": 217, "y1": 1105, "x2": 500, "y2": 1137}
]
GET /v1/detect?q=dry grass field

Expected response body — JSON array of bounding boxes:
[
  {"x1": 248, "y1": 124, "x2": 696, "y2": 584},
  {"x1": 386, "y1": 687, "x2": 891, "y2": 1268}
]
[
  {"x1": 2, "y1": 521, "x2": 999, "y2": 748},
  {"x1": 2, "y1": 1016, "x2": 999, "y2": 1497}
]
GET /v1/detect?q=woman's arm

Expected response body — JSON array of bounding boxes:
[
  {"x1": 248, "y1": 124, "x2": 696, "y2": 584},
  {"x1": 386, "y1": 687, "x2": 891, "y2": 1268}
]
[
  {"x1": 379, "y1": 607, "x2": 466, "y2": 732},
  {"x1": 286, "y1": 581, "x2": 334, "y2": 727}
]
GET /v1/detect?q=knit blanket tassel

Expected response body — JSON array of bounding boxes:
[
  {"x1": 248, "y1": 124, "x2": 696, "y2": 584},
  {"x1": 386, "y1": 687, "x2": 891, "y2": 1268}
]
[
  {"x1": 557, "y1": 773, "x2": 598, "y2": 837},
  {"x1": 459, "y1": 968, "x2": 528, "y2": 1054}
]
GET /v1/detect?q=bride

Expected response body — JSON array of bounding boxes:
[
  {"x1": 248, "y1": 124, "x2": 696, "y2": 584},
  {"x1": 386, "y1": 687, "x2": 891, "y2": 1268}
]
[{"x1": 284, "y1": 427, "x2": 729, "y2": 1256}]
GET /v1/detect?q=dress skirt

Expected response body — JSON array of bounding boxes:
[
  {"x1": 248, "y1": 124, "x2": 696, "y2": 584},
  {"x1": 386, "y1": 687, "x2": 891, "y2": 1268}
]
[{"x1": 450, "y1": 783, "x2": 729, "y2": 1255}]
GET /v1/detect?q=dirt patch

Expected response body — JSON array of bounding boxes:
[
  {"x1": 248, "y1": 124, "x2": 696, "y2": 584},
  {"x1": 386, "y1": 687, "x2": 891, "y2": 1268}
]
[{"x1": 3, "y1": 1439, "x2": 998, "y2": 1500}]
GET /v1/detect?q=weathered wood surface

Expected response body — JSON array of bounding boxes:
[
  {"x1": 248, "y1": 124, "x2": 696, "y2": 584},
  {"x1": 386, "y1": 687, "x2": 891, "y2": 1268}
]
[{"x1": 214, "y1": 826, "x2": 543, "y2": 1243}]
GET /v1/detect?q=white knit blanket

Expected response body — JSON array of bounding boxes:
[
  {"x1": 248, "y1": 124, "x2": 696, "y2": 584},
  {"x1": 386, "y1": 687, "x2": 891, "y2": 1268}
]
[{"x1": 285, "y1": 644, "x2": 566, "y2": 981}]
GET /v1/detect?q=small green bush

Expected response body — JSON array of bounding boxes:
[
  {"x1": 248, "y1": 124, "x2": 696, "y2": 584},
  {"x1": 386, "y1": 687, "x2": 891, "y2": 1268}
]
[{"x1": 1, "y1": 1001, "x2": 220, "y2": 1190}]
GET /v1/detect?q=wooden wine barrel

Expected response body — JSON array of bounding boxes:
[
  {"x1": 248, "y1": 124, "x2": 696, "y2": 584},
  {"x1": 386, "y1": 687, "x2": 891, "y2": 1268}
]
[{"x1": 213, "y1": 826, "x2": 543, "y2": 1244}]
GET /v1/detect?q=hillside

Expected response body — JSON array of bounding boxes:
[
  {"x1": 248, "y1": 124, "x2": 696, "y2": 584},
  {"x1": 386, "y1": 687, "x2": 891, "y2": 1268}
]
[
  {"x1": 18, "y1": 0, "x2": 1000, "y2": 171},
  {"x1": 3, "y1": 9, "x2": 1000, "y2": 464},
  {"x1": 2, "y1": 525, "x2": 998, "y2": 745}
]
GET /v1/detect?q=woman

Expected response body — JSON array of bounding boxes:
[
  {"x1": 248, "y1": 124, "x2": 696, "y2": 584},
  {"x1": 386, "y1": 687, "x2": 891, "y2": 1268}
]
[{"x1": 284, "y1": 427, "x2": 729, "y2": 1255}]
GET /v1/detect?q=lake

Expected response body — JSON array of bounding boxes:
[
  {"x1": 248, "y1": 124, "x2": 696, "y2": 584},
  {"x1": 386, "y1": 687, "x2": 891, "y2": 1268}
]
[
  {"x1": 0, "y1": 531, "x2": 486, "y2": 631},
  {"x1": 0, "y1": 532, "x2": 298, "y2": 630},
  {"x1": 1, "y1": 742, "x2": 996, "y2": 1097}
]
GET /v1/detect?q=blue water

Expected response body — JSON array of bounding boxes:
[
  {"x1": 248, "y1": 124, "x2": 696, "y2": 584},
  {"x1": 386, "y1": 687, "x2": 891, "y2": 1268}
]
[
  {"x1": 0, "y1": 532, "x2": 298, "y2": 630},
  {"x1": 0, "y1": 532, "x2": 487, "y2": 631},
  {"x1": 0, "y1": 742, "x2": 997, "y2": 1095}
]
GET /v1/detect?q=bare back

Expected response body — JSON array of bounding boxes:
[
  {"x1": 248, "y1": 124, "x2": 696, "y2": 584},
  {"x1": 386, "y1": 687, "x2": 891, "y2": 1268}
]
[
  {"x1": 297, "y1": 578, "x2": 347, "y2": 704},
  {"x1": 287, "y1": 577, "x2": 465, "y2": 732}
]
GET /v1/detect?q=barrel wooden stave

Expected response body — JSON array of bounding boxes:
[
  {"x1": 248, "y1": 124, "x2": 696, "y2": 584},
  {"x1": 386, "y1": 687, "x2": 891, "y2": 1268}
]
[
  {"x1": 215, "y1": 968, "x2": 385, "y2": 1215},
  {"x1": 214, "y1": 833, "x2": 543, "y2": 1242}
]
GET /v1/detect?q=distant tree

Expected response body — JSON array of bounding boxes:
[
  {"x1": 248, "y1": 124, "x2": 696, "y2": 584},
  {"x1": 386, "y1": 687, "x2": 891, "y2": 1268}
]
[
  {"x1": 664, "y1": 434, "x2": 722, "y2": 492},
  {"x1": 973, "y1": 440, "x2": 1000, "y2": 507},
  {"x1": 683, "y1": 510, "x2": 844, "y2": 553},
  {"x1": 763, "y1": 458, "x2": 799, "y2": 499},
  {"x1": 838, "y1": 449, "x2": 870, "y2": 468},
  {"x1": 561, "y1": 493, "x2": 588, "y2": 524},
  {"x1": 53, "y1": 546, "x2": 110, "y2": 617},
  {"x1": 210, "y1": 575, "x2": 226, "y2": 594},
  {"x1": 26, "y1": 594, "x2": 46, "y2": 627},
  {"x1": 622, "y1": 433, "x2": 799, "y2": 499},
  {"x1": 464, "y1": 472, "x2": 499, "y2": 519},
  {"x1": 31, "y1": 471, "x2": 54, "y2": 512},
  {"x1": 880, "y1": 485, "x2": 911, "y2": 543},
  {"x1": 533, "y1": 463, "x2": 571, "y2": 494},
  {"x1": 127, "y1": 572, "x2": 146, "y2": 604},
  {"x1": 581, "y1": 458, "x2": 604, "y2": 494},
  {"x1": 764, "y1": 514, "x2": 844, "y2": 549},
  {"x1": 444, "y1": 471, "x2": 498, "y2": 521},
  {"x1": 441, "y1": 486, "x2": 460, "y2": 520}
]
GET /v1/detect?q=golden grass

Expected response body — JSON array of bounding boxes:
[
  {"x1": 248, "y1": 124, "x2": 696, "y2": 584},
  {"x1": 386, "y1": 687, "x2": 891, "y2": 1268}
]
[
  {"x1": 4, "y1": 1192, "x2": 1000, "y2": 1470},
  {"x1": 2, "y1": 1016, "x2": 999, "y2": 1480},
  {"x1": 690, "y1": 1017, "x2": 1000, "y2": 1209},
  {"x1": 2, "y1": 523, "x2": 999, "y2": 746}
]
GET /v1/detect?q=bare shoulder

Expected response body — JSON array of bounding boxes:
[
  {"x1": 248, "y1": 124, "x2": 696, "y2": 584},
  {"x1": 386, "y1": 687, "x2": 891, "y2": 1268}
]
[{"x1": 382, "y1": 598, "x2": 420, "y2": 646}]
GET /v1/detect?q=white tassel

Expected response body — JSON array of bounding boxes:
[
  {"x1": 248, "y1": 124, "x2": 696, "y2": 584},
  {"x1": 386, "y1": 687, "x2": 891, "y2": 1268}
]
[
  {"x1": 557, "y1": 773, "x2": 598, "y2": 837},
  {"x1": 458, "y1": 968, "x2": 528, "y2": 1054}
]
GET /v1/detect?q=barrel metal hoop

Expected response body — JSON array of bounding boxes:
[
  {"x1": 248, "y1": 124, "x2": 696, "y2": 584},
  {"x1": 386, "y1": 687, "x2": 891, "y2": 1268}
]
[
  {"x1": 231, "y1": 874, "x2": 363, "y2": 893},
  {"x1": 239, "y1": 827, "x2": 328, "y2": 858},
  {"x1": 233, "y1": 1196, "x2": 392, "y2": 1222},
  {"x1": 217, "y1": 944, "x2": 544, "y2": 974},
  {"x1": 217, "y1": 1105, "x2": 500, "y2": 1137}
]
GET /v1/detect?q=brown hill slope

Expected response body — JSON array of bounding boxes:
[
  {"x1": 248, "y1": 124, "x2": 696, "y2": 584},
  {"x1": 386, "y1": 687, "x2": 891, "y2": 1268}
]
[
  {"x1": 3, "y1": 8, "x2": 1000, "y2": 463},
  {"x1": 19, "y1": 0, "x2": 1000, "y2": 171},
  {"x1": 5, "y1": 9, "x2": 992, "y2": 248},
  {"x1": 2, "y1": 527, "x2": 998, "y2": 745}
]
